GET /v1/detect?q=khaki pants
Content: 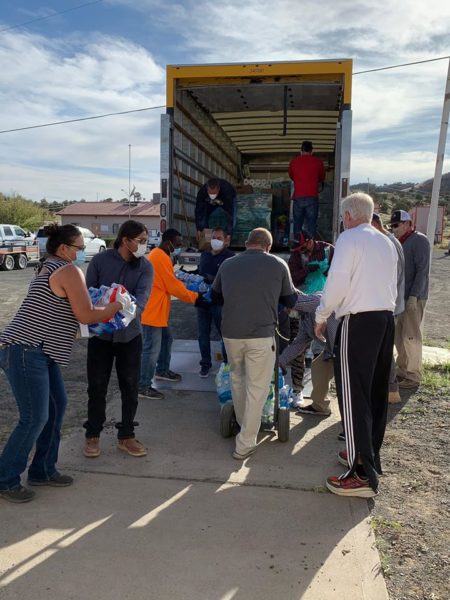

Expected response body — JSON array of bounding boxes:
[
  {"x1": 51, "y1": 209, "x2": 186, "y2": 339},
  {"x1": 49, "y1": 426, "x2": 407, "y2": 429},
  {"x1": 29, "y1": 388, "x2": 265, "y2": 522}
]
[
  {"x1": 395, "y1": 300, "x2": 426, "y2": 384},
  {"x1": 223, "y1": 337, "x2": 276, "y2": 455},
  {"x1": 310, "y1": 353, "x2": 334, "y2": 413}
]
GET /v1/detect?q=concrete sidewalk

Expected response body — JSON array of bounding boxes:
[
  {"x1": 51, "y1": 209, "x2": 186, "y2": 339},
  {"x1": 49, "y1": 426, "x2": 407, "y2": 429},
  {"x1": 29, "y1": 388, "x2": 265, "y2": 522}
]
[{"x1": 0, "y1": 343, "x2": 388, "y2": 600}]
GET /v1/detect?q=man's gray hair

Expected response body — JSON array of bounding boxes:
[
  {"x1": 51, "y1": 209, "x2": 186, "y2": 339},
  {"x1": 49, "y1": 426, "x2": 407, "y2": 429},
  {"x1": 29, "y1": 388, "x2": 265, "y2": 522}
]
[
  {"x1": 341, "y1": 192, "x2": 374, "y2": 223},
  {"x1": 247, "y1": 227, "x2": 273, "y2": 247}
]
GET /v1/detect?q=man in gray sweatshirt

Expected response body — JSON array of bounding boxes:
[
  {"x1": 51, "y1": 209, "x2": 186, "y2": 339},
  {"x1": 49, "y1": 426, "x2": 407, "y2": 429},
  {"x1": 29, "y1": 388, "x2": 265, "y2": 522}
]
[{"x1": 390, "y1": 210, "x2": 430, "y2": 388}]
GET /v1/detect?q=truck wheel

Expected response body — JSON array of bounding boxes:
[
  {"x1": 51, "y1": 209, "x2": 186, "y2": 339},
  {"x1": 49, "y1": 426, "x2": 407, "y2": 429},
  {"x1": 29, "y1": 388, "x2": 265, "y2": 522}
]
[
  {"x1": 15, "y1": 254, "x2": 28, "y2": 270},
  {"x1": 2, "y1": 254, "x2": 15, "y2": 271},
  {"x1": 277, "y1": 408, "x2": 290, "y2": 442},
  {"x1": 220, "y1": 402, "x2": 236, "y2": 438}
]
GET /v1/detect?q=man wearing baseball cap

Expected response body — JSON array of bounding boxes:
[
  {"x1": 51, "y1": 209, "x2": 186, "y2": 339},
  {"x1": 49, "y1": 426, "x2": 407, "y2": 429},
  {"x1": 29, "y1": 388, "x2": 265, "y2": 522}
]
[{"x1": 390, "y1": 210, "x2": 430, "y2": 388}]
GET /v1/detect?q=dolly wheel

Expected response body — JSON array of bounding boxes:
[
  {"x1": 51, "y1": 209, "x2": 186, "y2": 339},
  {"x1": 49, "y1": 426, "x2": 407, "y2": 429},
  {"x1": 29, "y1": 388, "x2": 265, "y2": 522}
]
[
  {"x1": 277, "y1": 408, "x2": 290, "y2": 442},
  {"x1": 220, "y1": 402, "x2": 236, "y2": 438}
]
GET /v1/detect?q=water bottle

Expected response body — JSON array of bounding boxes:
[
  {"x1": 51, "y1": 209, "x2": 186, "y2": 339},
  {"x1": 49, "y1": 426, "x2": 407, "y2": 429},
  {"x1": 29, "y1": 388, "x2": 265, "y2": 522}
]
[{"x1": 305, "y1": 348, "x2": 314, "y2": 369}]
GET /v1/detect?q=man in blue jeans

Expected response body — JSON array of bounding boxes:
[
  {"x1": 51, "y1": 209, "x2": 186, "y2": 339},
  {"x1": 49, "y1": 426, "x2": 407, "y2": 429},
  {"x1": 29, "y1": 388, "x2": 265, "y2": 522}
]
[
  {"x1": 197, "y1": 227, "x2": 234, "y2": 377},
  {"x1": 288, "y1": 141, "x2": 325, "y2": 239}
]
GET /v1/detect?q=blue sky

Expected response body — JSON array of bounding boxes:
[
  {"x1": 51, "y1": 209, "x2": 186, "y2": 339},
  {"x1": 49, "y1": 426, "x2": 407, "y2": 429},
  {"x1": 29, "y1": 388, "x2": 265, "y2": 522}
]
[{"x1": 0, "y1": 0, "x2": 449, "y2": 202}]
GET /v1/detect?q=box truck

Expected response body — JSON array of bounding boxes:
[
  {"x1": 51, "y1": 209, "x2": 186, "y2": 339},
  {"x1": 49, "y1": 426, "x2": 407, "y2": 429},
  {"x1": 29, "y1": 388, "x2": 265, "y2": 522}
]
[{"x1": 159, "y1": 59, "x2": 352, "y2": 248}]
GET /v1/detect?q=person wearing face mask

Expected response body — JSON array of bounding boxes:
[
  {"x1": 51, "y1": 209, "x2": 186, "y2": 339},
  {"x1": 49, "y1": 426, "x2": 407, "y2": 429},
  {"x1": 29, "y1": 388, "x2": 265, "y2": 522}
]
[
  {"x1": 83, "y1": 220, "x2": 153, "y2": 459},
  {"x1": 0, "y1": 224, "x2": 124, "y2": 503},
  {"x1": 197, "y1": 227, "x2": 235, "y2": 378},
  {"x1": 195, "y1": 178, "x2": 237, "y2": 240},
  {"x1": 139, "y1": 228, "x2": 200, "y2": 400}
]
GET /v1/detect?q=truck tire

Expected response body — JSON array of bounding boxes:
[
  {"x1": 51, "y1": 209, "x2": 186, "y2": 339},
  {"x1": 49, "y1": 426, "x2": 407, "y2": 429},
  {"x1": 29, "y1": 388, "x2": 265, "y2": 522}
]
[
  {"x1": 15, "y1": 253, "x2": 28, "y2": 270},
  {"x1": 1, "y1": 254, "x2": 15, "y2": 271}
]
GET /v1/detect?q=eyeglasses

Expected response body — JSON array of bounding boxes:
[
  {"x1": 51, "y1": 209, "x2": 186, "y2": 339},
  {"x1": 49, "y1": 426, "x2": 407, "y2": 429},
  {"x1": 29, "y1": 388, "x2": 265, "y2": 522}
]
[
  {"x1": 133, "y1": 237, "x2": 148, "y2": 245},
  {"x1": 69, "y1": 244, "x2": 86, "y2": 250}
]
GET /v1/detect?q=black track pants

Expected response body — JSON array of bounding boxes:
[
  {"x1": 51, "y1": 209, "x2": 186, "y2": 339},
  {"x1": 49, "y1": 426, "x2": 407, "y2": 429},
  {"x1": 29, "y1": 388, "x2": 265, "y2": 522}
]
[{"x1": 334, "y1": 311, "x2": 395, "y2": 491}]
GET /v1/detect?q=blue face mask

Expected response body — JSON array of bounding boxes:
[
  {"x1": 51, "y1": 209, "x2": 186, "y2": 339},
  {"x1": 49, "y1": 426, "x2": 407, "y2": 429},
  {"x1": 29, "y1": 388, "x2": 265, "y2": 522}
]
[
  {"x1": 72, "y1": 249, "x2": 86, "y2": 266},
  {"x1": 172, "y1": 247, "x2": 182, "y2": 257}
]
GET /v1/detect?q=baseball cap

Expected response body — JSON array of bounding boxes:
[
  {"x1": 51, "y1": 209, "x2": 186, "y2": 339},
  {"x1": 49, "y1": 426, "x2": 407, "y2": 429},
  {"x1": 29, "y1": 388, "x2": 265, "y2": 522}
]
[{"x1": 390, "y1": 209, "x2": 411, "y2": 224}]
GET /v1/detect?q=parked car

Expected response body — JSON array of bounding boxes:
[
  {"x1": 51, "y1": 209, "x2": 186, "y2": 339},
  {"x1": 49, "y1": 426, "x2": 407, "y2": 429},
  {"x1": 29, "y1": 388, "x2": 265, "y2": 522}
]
[
  {"x1": 35, "y1": 226, "x2": 106, "y2": 260},
  {"x1": 0, "y1": 224, "x2": 35, "y2": 245},
  {"x1": 147, "y1": 229, "x2": 161, "y2": 249}
]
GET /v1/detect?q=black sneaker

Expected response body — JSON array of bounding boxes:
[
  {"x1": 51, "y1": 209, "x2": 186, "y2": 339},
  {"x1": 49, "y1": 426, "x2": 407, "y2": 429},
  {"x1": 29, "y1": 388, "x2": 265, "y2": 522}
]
[
  {"x1": 154, "y1": 370, "x2": 182, "y2": 382},
  {"x1": 28, "y1": 471, "x2": 74, "y2": 487},
  {"x1": 139, "y1": 386, "x2": 165, "y2": 400},
  {"x1": 338, "y1": 431, "x2": 346, "y2": 441},
  {"x1": 199, "y1": 366, "x2": 210, "y2": 378},
  {"x1": 0, "y1": 485, "x2": 35, "y2": 503}
]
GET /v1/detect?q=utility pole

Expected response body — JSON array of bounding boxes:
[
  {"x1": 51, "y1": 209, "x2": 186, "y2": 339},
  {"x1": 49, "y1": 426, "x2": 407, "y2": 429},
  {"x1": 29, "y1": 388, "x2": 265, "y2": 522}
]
[
  {"x1": 367, "y1": 178, "x2": 370, "y2": 194},
  {"x1": 426, "y1": 59, "x2": 450, "y2": 253},
  {"x1": 128, "y1": 144, "x2": 131, "y2": 218}
]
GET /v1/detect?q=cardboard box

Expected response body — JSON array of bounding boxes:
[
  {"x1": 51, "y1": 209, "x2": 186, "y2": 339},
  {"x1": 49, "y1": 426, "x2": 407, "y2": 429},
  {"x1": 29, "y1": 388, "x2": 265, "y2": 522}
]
[{"x1": 198, "y1": 228, "x2": 213, "y2": 250}]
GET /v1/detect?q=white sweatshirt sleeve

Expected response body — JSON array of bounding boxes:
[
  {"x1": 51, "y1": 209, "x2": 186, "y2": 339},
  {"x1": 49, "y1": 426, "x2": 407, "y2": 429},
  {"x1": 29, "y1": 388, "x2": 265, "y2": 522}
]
[{"x1": 315, "y1": 233, "x2": 354, "y2": 323}]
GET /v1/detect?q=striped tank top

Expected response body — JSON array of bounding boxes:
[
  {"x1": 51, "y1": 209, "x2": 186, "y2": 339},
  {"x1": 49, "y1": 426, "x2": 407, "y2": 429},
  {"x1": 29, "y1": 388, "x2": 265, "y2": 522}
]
[{"x1": 0, "y1": 258, "x2": 79, "y2": 366}]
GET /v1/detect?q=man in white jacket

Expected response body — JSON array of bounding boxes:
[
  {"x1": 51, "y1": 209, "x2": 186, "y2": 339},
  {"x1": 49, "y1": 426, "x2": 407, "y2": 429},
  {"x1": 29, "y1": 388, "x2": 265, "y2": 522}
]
[{"x1": 315, "y1": 193, "x2": 397, "y2": 498}]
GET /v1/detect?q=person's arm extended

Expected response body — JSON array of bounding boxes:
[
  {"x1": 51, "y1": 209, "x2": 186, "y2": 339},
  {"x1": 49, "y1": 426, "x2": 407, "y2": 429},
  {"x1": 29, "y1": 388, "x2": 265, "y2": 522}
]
[
  {"x1": 162, "y1": 259, "x2": 198, "y2": 304},
  {"x1": 195, "y1": 187, "x2": 206, "y2": 231},
  {"x1": 409, "y1": 236, "x2": 430, "y2": 299},
  {"x1": 315, "y1": 235, "x2": 353, "y2": 323},
  {"x1": 294, "y1": 292, "x2": 321, "y2": 313},
  {"x1": 53, "y1": 265, "x2": 122, "y2": 324},
  {"x1": 279, "y1": 261, "x2": 298, "y2": 308}
]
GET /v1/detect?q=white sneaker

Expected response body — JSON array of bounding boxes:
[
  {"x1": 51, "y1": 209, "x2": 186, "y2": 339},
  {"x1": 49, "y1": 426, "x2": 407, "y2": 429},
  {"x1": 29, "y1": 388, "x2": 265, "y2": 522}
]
[{"x1": 290, "y1": 391, "x2": 304, "y2": 408}]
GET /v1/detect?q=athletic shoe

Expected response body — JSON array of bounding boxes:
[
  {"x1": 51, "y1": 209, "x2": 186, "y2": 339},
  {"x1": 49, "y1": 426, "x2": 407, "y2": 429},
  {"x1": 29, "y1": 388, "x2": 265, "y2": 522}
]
[
  {"x1": 338, "y1": 431, "x2": 346, "y2": 441},
  {"x1": 118, "y1": 438, "x2": 147, "y2": 457},
  {"x1": 138, "y1": 386, "x2": 165, "y2": 400},
  {"x1": 326, "y1": 473, "x2": 378, "y2": 498},
  {"x1": 0, "y1": 485, "x2": 35, "y2": 503},
  {"x1": 338, "y1": 449, "x2": 349, "y2": 467},
  {"x1": 388, "y1": 390, "x2": 401, "y2": 404},
  {"x1": 290, "y1": 391, "x2": 304, "y2": 408},
  {"x1": 296, "y1": 405, "x2": 331, "y2": 417},
  {"x1": 199, "y1": 366, "x2": 210, "y2": 378},
  {"x1": 155, "y1": 370, "x2": 182, "y2": 382},
  {"x1": 83, "y1": 437, "x2": 101, "y2": 458},
  {"x1": 28, "y1": 472, "x2": 74, "y2": 487},
  {"x1": 232, "y1": 447, "x2": 256, "y2": 460}
]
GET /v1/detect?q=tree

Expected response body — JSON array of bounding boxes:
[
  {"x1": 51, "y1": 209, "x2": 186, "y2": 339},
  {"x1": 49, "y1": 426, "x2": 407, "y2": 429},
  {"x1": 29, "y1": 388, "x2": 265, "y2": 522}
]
[{"x1": 0, "y1": 193, "x2": 50, "y2": 229}]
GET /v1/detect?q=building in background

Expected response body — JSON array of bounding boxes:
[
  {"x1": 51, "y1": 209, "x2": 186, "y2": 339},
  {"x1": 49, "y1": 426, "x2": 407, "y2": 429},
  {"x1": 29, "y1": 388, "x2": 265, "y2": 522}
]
[{"x1": 57, "y1": 202, "x2": 160, "y2": 238}]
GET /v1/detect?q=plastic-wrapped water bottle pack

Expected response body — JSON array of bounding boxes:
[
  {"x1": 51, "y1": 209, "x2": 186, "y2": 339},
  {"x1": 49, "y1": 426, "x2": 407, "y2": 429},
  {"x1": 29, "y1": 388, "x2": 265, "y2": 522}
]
[
  {"x1": 176, "y1": 271, "x2": 212, "y2": 300},
  {"x1": 88, "y1": 283, "x2": 137, "y2": 336}
]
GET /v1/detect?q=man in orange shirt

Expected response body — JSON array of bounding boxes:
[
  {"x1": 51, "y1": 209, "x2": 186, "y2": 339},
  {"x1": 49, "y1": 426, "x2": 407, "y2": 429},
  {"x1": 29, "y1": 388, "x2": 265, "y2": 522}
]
[
  {"x1": 139, "y1": 229, "x2": 199, "y2": 399},
  {"x1": 288, "y1": 141, "x2": 325, "y2": 240}
]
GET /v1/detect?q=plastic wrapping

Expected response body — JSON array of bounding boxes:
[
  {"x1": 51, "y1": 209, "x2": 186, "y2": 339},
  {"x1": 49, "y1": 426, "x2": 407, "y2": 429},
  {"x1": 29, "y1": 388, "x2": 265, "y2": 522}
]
[
  {"x1": 176, "y1": 271, "x2": 212, "y2": 300},
  {"x1": 88, "y1": 283, "x2": 136, "y2": 336}
]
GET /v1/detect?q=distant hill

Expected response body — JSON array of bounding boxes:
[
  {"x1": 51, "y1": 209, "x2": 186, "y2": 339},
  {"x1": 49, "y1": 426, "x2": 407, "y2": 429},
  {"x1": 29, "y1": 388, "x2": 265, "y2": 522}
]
[
  {"x1": 351, "y1": 172, "x2": 450, "y2": 194},
  {"x1": 417, "y1": 172, "x2": 450, "y2": 193}
]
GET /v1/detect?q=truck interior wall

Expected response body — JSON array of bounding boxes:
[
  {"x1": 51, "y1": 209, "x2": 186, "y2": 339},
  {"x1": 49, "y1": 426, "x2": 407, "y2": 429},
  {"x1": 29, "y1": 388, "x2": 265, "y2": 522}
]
[{"x1": 171, "y1": 90, "x2": 241, "y2": 240}]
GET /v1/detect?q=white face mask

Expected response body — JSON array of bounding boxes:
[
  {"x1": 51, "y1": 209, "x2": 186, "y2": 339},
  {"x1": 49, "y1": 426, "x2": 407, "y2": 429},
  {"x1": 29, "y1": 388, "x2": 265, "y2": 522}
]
[
  {"x1": 208, "y1": 193, "x2": 218, "y2": 200},
  {"x1": 210, "y1": 239, "x2": 224, "y2": 251},
  {"x1": 132, "y1": 244, "x2": 147, "y2": 258}
]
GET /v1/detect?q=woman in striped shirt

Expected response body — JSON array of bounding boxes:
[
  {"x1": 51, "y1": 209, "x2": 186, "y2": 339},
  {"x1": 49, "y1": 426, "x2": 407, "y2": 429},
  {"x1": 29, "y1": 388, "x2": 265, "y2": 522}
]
[{"x1": 0, "y1": 224, "x2": 123, "y2": 503}]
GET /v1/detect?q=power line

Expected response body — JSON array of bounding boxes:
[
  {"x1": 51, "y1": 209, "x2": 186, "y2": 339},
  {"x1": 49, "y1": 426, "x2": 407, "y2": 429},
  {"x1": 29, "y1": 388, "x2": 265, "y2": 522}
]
[
  {"x1": 0, "y1": 105, "x2": 166, "y2": 134},
  {"x1": 0, "y1": 55, "x2": 449, "y2": 135},
  {"x1": 0, "y1": 0, "x2": 105, "y2": 34},
  {"x1": 354, "y1": 55, "x2": 450, "y2": 75}
]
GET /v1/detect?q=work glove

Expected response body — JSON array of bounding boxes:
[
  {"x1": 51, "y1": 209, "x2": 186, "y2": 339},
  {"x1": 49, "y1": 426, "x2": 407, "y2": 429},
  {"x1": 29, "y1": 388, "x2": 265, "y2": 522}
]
[
  {"x1": 194, "y1": 293, "x2": 211, "y2": 309},
  {"x1": 406, "y1": 296, "x2": 418, "y2": 311},
  {"x1": 306, "y1": 263, "x2": 320, "y2": 273}
]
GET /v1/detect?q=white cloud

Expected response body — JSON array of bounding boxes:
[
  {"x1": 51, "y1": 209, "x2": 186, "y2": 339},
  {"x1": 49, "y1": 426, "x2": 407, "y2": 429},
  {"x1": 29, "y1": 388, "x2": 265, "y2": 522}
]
[{"x1": 0, "y1": 30, "x2": 165, "y2": 201}]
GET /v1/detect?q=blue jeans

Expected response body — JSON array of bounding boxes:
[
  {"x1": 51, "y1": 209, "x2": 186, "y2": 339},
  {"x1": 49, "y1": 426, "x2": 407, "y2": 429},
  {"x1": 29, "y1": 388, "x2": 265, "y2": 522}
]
[
  {"x1": 293, "y1": 197, "x2": 319, "y2": 239},
  {"x1": 197, "y1": 305, "x2": 227, "y2": 368},
  {"x1": 156, "y1": 327, "x2": 173, "y2": 373},
  {"x1": 0, "y1": 344, "x2": 68, "y2": 489},
  {"x1": 140, "y1": 326, "x2": 163, "y2": 388}
]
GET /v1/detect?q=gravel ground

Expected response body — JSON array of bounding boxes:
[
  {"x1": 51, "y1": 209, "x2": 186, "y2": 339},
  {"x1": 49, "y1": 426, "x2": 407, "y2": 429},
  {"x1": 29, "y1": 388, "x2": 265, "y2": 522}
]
[{"x1": 0, "y1": 251, "x2": 449, "y2": 599}]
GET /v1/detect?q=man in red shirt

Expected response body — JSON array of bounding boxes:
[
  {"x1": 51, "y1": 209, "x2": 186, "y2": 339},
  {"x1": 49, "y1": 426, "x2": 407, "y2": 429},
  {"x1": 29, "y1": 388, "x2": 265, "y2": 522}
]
[{"x1": 288, "y1": 141, "x2": 325, "y2": 240}]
